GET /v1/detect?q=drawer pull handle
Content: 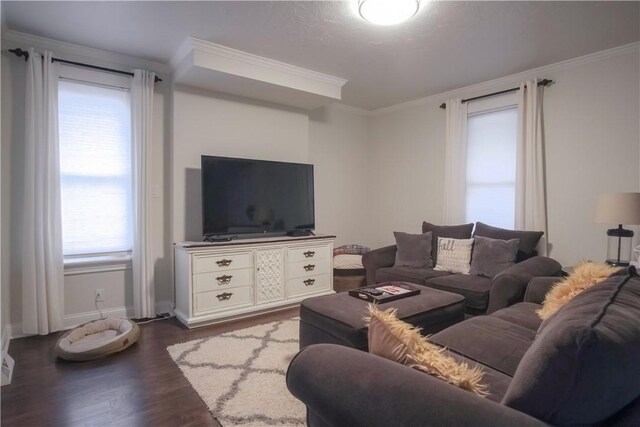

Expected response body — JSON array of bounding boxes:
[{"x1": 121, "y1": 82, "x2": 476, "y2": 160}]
[
  {"x1": 216, "y1": 259, "x2": 233, "y2": 267},
  {"x1": 216, "y1": 292, "x2": 233, "y2": 301},
  {"x1": 303, "y1": 251, "x2": 315, "y2": 258},
  {"x1": 303, "y1": 279, "x2": 316, "y2": 286},
  {"x1": 216, "y1": 275, "x2": 233, "y2": 285},
  {"x1": 303, "y1": 264, "x2": 315, "y2": 272}
]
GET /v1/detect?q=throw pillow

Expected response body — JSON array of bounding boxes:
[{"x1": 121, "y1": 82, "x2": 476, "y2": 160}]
[
  {"x1": 470, "y1": 236, "x2": 520, "y2": 278},
  {"x1": 473, "y1": 222, "x2": 543, "y2": 262},
  {"x1": 434, "y1": 237, "x2": 474, "y2": 274},
  {"x1": 393, "y1": 231, "x2": 433, "y2": 268},
  {"x1": 422, "y1": 222, "x2": 474, "y2": 265},
  {"x1": 536, "y1": 261, "x2": 620, "y2": 320},
  {"x1": 367, "y1": 305, "x2": 487, "y2": 396}
]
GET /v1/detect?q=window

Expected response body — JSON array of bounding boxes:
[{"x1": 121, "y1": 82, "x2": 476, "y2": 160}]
[
  {"x1": 58, "y1": 75, "x2": 132, "y2": 257},
  {"x1": 465, "y1": 106, "x2": 518, "y2": 229}
]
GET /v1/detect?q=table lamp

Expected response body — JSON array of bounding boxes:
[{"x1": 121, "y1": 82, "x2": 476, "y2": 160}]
[{"x1": 594, "y1": 192, "x2": 640, "y2": 266}]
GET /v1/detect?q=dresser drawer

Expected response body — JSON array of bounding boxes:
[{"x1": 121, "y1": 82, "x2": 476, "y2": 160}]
[
  {"x1": 193, "y1": 252, "x2": 252, "y2": 274},
  {"x1": 288, "y1": 259, "x2": 330, "y2": 279},
  {"x1": 287, "y1": 273, "x2": 331, "y2": 298},
  {"x1": 194, "y1": 286, "x2": 253, "y2": 314},
  {"x1": 193, "y1": 269, "x2": 253, "y2": 293},
  {"x1": 288, "y1": 245, "x2": 331, "y2": 263}
]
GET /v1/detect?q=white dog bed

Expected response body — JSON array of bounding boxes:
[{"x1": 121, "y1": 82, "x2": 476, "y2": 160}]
[{"x1": 55, "y1": 318, "x2": 140, "y2": 362}]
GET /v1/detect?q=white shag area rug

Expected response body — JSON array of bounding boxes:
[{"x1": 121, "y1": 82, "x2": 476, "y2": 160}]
[{"x1": 167, "y1": 317, "x2": 305, "y2": 427}]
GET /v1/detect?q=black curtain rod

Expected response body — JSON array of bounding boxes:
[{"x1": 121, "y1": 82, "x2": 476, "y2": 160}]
[
  {"x1": 439, "y1": 79, "x2": 553, "y2": 109},
  {"x1": 8, "y1": 48, "x2": 162, "y2": 83}
]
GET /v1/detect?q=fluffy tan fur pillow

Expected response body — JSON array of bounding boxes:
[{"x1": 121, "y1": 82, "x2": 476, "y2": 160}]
[
  {"x1": 537, "y1": 262, "x2": 620, "y2": 320},
  {"x1": 366, "y1": 305, "x2": 487, "y2": 396}
]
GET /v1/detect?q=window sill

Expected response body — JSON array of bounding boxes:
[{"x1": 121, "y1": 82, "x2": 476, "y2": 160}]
[{"x1": 64, "y1": 254, "x2": 132, "y2": 276}]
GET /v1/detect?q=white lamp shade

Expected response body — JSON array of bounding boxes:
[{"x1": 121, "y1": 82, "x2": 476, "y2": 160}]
[{"x1": 594, "y1": 192, "x2": 640, "y2": 225}]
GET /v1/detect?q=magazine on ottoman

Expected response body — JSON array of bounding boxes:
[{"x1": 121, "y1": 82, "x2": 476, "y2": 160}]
[{"x1": 348, "y1": 282, "x2": 420, "y2": 303}]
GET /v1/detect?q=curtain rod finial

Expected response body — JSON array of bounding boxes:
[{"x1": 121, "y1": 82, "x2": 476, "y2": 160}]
[
  {"x1": 439, "y1": 103, "x2": 446, "y2": 109},
  {"x1": 9, "y1": 48, "x2": 29, "y2": 61}
]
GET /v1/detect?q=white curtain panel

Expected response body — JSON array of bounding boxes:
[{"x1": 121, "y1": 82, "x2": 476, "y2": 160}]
[
  {"x1": 22, "y1": 49, "x2": 64, "y2": 335},
  {"x1": 131, "y1": 69, "x2": 156, "y2": 319},
  {"x1": 443, "y1": 99, "x2": 469, "y2": 224},
  {"x1": 516, "y1": 79, "x2": 548, "y2": 255}
]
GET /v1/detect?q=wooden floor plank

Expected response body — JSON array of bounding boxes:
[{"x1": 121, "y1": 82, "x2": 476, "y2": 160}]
[{"x1": 1, "y1": 307, "x2": 299, "y2": 427}]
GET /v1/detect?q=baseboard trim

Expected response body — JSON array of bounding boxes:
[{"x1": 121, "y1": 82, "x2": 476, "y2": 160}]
[
  {"x1": 156, "y1": 300, "x2": 175, "y2": 316},
  {"x1": 63, "y1": 306, "x2": 134, "y2": 330},
  {"x1": 10, "y1": 300, "x2": 176, "y2": 338},
  {"x1": 64, "y1": 299, "x2": 175, "y2": 329}
]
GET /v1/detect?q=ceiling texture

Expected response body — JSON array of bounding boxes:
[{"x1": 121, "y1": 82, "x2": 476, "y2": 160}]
[{"x1": 3, "y1": 1, "x2": 639, "y2": 110}]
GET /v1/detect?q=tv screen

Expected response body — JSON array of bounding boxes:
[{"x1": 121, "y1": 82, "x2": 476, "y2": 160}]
[{"x1": 201, "y1": 156, "x2": 315, "y2": 238}]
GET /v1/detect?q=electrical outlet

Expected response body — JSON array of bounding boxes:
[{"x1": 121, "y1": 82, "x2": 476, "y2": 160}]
[{"x1": 95, "y1": 289, "x2": 105, "y2": 302}]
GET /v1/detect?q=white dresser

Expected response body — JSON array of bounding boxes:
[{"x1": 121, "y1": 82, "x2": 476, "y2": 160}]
[{"x1": 174, "y1": 234, "x2": 335, "y2": 328}]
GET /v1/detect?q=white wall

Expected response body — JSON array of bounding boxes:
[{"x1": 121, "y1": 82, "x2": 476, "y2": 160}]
[
  {"x1": 367, "y1": 102, "x2": 446, "y2": 248},
  {"x1": 367, "y1": 46, "x2": 640, "y2": 267},
  {"x1": 309, "y1": 105, "x2": 371, "y2": 247},
  {"x1": 171, "y1": 87, "x2": 310, "y2": 243},
  {"x1": 171, "y1": 88, "x2": 372, "y2": 247}
]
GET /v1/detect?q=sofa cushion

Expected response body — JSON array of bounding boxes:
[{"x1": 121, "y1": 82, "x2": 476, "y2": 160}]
[
  {"x1": 490, "y1": 303, "x2": 542, "y2": 331},
  {"x1": 470, "y1": 236, "x2": 519, "y2": 278},
  {"x1": 424, "y1": 274, "x2": 492, "y2": 311},
  {"x1": 430, "y1": 316, "x2": 536, "y2": 376},
  {"x1": 422, "y1": 222, "x2": 474, "y2": 265},
  {"x1": 502, "y1": 272, "x2": 640, "y2": 425},
  {"x1": 393, "y1": 231, "x2": 433, "y2": 268},
  {"x1": 376, "y1": 266, "x2": 451, "y2": 284},
  {"x1": 449, "y1": 352, "x2": 513, "y2": 403},
  {"x1": 473, "y1": 222, "x2": 543, "y2": 262}
]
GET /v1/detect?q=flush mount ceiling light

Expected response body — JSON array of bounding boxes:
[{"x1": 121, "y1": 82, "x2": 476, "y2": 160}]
[{"x1": 357, "y1": 0, "x2": 420, "y2": 26}]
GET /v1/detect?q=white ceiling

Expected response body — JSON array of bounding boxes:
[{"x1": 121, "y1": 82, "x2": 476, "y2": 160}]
[{"x1": 3, "y1": 1, "x2": 639, "y2": 110}]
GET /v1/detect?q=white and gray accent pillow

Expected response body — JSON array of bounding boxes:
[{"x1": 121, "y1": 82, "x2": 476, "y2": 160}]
[
  {"x1": 470, "y1": 236, "x2": 520, "y2": 278},
  {"x1": 434, "y1": 237, "x2": 474, "y2": 274},
  {"x1": 393, "y1": 231, "x2": 433, "y2": 268}
]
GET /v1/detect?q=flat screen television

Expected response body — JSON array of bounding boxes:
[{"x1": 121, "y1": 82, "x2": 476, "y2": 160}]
[{"x1": 201, "y1": 156, "x2": 315, "y2": 239}]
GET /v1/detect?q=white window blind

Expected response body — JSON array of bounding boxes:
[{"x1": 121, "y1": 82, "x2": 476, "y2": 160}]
[
  {"x1": 58, "y1": 80, "x2": 133, "y2": 256},
  {"x1": 465, "y1": 107, "x2": 518, "y2": 229}
]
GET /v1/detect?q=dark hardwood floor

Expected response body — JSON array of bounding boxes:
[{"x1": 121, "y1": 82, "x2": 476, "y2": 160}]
[{"x1": 1, "y1": 307, "x2": 299, "y2": 427}]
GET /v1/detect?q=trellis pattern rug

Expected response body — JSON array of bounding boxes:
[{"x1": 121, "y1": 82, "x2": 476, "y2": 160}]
[{"x1": 167, "y1": 318, "x2": 305, "y2": 426}]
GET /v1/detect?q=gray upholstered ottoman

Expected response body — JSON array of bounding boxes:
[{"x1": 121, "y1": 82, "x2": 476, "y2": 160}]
[{"x1": 299, "y1": 284, "x2": 466, "y2": 350}]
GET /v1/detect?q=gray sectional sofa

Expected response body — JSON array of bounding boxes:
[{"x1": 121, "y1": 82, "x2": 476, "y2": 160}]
[
  {"x1": 363, "y1": 221, "x2": 562, "y2": 314},
  {"x1": 287, "y1": 269, "x2": 640, "y2": 426}
]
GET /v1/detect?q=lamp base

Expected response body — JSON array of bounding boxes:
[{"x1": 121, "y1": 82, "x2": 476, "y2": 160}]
[{"x1": 605, "y1": 259, "x2": 630, "y2": 267}]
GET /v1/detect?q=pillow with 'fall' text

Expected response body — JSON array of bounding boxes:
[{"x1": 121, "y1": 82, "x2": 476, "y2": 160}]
[{"x1": 434, "y1": 237, "x2": 474, "y2": 274}]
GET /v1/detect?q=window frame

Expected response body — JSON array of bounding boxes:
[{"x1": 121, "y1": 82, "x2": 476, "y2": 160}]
[
  {"x1": 464, "y1": 92, "x2": 519, "y2": 229},
  {"x1": 57, "y1": 64, "x2": 134, "y2": 273}
]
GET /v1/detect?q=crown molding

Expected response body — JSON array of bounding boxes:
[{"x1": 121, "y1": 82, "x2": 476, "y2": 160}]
[
  {"x1": 172, "y1": 37, "x2": 347, "y2": 88},
  {"x1": 1, "y1": 29, "x2": 171, "y2": 76},
  {"x1": 371, "y1": 41, "x2": 640, "y2": 117}
]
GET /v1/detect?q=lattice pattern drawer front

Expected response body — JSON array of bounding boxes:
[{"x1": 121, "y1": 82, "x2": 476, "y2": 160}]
[
  {"x1": 288, "y1": 245, "x2": 331, "y2": 263},
  {"x1": 286, "y1": 273, "x2": 331, "y2": 298},
  {"x1": 194, "y1": 286, "x2": 253, "y2": 314},
  {"x1": 193, "y1": 269, "x2": 253, "y2": 293},
  {"x1": 256, "y1": 249, "x2": 284, "y2": 304},
  {"x1": 193, "y1": 252, "x2": 252, "y2": 274}
]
